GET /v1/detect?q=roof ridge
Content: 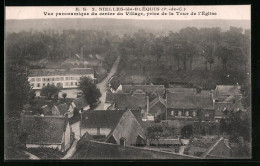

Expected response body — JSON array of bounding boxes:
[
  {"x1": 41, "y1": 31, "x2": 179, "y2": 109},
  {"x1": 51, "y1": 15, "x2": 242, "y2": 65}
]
[
  {"x1": 87, "y1": 140, "x2": 200, "y2": 158},
  {"x1": 201, "y1": 137, "x2": 224, "y2": 158}
]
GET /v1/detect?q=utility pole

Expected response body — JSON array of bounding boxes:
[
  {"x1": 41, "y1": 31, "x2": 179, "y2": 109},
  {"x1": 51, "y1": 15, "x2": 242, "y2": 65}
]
[
  {"x1": 165, "y1": 89, "x2": 168, "y2": 123},
  {"x1": 79, "y1": 107, "x2": 83, "y2": 138}
]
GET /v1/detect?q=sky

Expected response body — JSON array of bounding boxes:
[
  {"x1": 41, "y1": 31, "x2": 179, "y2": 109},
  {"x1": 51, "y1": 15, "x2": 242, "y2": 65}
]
[{"x1": 5, "y1": 5, "x2": 250, "y2": 20}]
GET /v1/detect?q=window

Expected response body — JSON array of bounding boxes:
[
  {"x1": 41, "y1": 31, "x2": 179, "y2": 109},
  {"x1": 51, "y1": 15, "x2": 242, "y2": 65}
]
[
  {"x1": 171, "y1": 111, "x2": 174, "y2": 116},
  {"x1": 70, "y1": 77, "x2": 73, "y2": 80},
  {"x1": 42, "y1": 78, "x2": 45, "y2": 81},
  {"x1": 178, "y1": 111, "x2": 182, "y2": 116},
  {"x1": 75, "y1": 82, "x2": 78, "y2": 86},
  {"x1": 192, "y1": 111, "x2": 196, "y2": 117},
  {"x1": 61, "y1": 77, "x2": 64, "y2": 81},
  {"x1": 52, "y1": 83, "x2": 55, "y2": 85},
  {"x1": 52, "y1": 78, "x2": 55, "y2": 81},
  {"x1": 65, "y1": 77, "x2": 68, "y2": 80},
  {"x1": 205, "y1": 113, "x2": 210, "y2": 117},
  {"x1": 71, "y1": 82, "x2": 74, "y2": 86},
  {"x1": 31, "y1": 83, "x2": 34, "y2": 87},
  {"x1": 43, "y1": 83, "x2": 46, "y2": 86},
  {"x1": 37, "y1": 83, "x2": 40, "y2": 87},
  {"x1": 47, "y1": 78, "x2": 50, "y2": 81},
  {"x1": 36, "y1": 78, "x2": 41, "y2": 81},
  {"x1": 185, "y1": 111, "x2": 189, "y2": 116},
  {"x1": 30, "y1": 78, "x2": 35, "y2": 82},
  {"x1": 65, "y1": 82, "x2": 69, "y2": 86}
]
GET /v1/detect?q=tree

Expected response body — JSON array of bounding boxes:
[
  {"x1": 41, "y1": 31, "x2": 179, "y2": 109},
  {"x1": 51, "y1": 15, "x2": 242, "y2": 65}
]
[
  {"x1": 79, "y1": 76, "x2": 101, "y2": 108},
  {"x1": 6, "y1": 61, "x2": 32, "y2": 118},
  {"x1": 40, "y1": 84, "x2": 60, "y2": 100},
  {"x1": 62, "y1": 93, "x2": 67, "y2": 99}
]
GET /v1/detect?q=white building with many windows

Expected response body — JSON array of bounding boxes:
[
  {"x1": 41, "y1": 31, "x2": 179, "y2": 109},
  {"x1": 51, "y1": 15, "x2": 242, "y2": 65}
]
[{"x1": 28, "y1": 68, "x2": 94, "y2": 89}]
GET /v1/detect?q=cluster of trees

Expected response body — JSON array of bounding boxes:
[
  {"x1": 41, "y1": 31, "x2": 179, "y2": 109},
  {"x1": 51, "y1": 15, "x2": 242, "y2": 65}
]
[
  {"x1": 78, "y1": 77, "x2": 101, "y2": 109},
  {"x1": 219, "y1": 110, "x2": 251, "y2": 142},
  {"x1": 5, "y1": 29, "x2": 120, "y2": 66},
  {"x1": 146, "y1": 124, "x2": 177, "y2": 139},
  {"x1": 119, "y1": 27, "x2": 250, "y2": 72}
]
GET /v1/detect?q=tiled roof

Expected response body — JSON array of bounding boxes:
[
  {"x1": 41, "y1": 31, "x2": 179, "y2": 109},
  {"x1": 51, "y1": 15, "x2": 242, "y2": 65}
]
[
  {"x1": 54, "y1": 103, "x2": 69, "y2": 115},
  {"x1": 105, "y1": 91, "x2": 116, "y2": 103},
  {"x1": 20, "y1": 116, "x2": 67, "y2": 144},
  {"x1": 106, "y1": 110, "x2": 146, "y2": 146},
  {"x1": 121, "y1": 85, "x2": 165, "y2": 95},
  {"x1": 28, "y1": 68, "x2": 94, "y2": 77},
  {"x1": 114, "y1": 93, "x2": 147, "y2": 110},
  {"x1": 81, "y1": 110, "x2": 125, "y2": 129},
  {"x1": 149, "y1": 139, "x2": 181, "y2": 145},
  {"x1": 166, "y1": 92, "x2": 214, "y2": 109},
  {"x1": 72, "y1": 140, "x2": 199, "y2": 159},
  {"x1": 201, "y1": 137, "x2": 231, "y2": 159},
  {"x1": 167, "y1": 88, "x2": 197, "y2": 93},
  {"x1": 149, "y1": 95, "x2": 166, "y2": 108},
  {"x1": 215, "y1": 85, "x2": 241, "y2": 96}
]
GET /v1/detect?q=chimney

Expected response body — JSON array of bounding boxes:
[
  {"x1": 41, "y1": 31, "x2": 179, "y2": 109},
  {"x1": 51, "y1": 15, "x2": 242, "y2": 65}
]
[
  {"x1": 146, "y1": 95, "x2": 149, "y2": 116},
  {"x1": 80, "y1": 47, "x2": 84, "y2": 60},
  {"x1": 120, "y1": 137, "x2": 126, "y2": 147},
  {"x1": 196, "y1": 87, "x2": 201, "y2": 94}
]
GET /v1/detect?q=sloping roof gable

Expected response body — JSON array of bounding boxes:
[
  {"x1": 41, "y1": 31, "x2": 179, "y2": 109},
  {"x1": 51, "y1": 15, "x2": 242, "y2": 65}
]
[
  {"x1": 81, "y1": 110, "x2": 125, "y2": 129},
  {"x1": 21, "y1": 116, "x2": 67, "y2": 144},
  {"x1": 106, "y1": 110, "x2": 145, "y2": 146}
]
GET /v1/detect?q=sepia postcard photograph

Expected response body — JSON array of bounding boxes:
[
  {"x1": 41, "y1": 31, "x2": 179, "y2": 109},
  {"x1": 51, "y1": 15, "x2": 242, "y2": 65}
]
[{"x1": 4, "y1": 5, "x2": 251, "y2": 160}]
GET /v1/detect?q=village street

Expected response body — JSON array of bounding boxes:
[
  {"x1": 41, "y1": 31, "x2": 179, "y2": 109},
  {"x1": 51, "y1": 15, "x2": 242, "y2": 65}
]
[
  {"x1": 71, "y1": 56, "x2": 120, "y2": 140},
  {"x1": 95, "y1": 56, "x2": 120, "y2": 110}
]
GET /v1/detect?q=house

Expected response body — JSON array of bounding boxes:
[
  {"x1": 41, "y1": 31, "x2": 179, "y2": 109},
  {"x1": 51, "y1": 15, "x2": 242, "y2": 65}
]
[
  {"x1": 68, "y1": 97, "x2": 90, "y2": 118},
  {"x1": 105, "y1": 92, "x2": 165, "y2": 121},
  {"x1": 148, "y1": 95, "x2": 167, "y2": 119},
  {"x1": 202, "y1": 137, "x2": 232, "y2": 159},
  {"x1": 28, "y1": 68, "x2": 94, "y2": 89},
  {"x1": 167, "y1": 88, "x2": 197, "y2": 94},
  {"x1": 71, "y1": 139, "x2": 200, "y2": 159},
  {"x1": 104, "y1": 91, "x2": 116, "y2": 110},
  {"x1": 51, "y1": 103, "x2": 70, "y2": 117},
  {"x1": 166, "y1": 91, "x2": 215, "y2": 121},
  {"x1": 184, "y1": 136, "x2": 219, "y2": 157},
  {"x1": 80, "y1": 109, "x2": 144, "y2": 140},
  {"x1": 115, "y1": 85, "x2": 165, "y2": 96},
  {"x1": 80, "y1": 110, "x2": 126, "y2": 138},
  {"x1": 213, "y1": 100, "x2": 246, "y2": 122},
  {"x1": 111, "y1": 93, "x2": 147, "y2": 110},
  {"x1": 20, "y1": 116, "x2": 72, "y2": 152},
  {"x1": 106, "y1": 110, "x2": 146, "y2": 146},
  {"x1": 213, "y1": 85, "x2": 242, "y2": 103},
  {"x1": 108, "y1": 77, "x2": 121, "y2": 93},
  {"x1": 114, "y1": 93, "x2": 147, "y2": 110}
]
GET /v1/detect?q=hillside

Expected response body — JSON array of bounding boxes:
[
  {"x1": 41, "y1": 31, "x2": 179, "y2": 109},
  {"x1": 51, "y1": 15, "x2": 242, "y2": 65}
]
[{"x1": 5, "y1": 18, "x2": 250, "y2": 36}]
